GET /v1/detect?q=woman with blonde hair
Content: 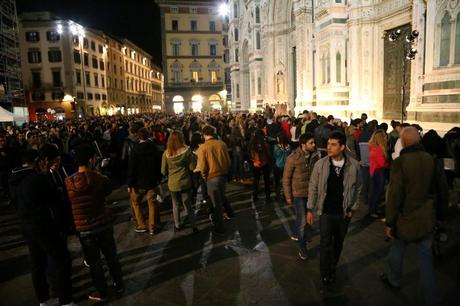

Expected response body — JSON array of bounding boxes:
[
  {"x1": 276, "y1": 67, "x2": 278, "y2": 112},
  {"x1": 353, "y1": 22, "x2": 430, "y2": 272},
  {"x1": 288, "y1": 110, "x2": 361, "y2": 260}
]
[
  {"x1": 161, "y1": 131, "x2": 198, "y2": 233},
  {"x1": 368, "y1": 129, "x2": 389, "y2": 218}
]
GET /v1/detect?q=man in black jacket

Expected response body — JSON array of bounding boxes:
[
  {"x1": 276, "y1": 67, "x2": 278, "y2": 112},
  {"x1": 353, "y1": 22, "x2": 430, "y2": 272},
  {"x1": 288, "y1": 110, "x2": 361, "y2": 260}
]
[
  {"x1": 9, "y1": 148, "x2": 74, "y2": 306},
  {"x1": 127, "y1": 127, "x2": 163, "y2": 235}
]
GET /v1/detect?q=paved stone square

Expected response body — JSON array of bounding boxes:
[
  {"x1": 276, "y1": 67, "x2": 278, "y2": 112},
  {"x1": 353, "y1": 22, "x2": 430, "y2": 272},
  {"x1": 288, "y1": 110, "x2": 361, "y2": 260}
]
[{"x1": 1, "y1": 182, "x2": 459, "y2": 306}]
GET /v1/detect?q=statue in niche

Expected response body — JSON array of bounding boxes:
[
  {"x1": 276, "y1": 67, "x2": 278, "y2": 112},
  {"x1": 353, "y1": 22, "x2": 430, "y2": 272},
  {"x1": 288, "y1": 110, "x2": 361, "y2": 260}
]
[{"x1": 276, "y1": 71, "x2": 285, "y2": 95}]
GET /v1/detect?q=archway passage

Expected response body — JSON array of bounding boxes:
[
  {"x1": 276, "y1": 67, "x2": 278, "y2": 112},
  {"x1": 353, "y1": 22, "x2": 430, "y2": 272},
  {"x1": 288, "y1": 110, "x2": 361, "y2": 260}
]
[{"x1": 209, "y1": 94, "x2": 222, "y2": 110}]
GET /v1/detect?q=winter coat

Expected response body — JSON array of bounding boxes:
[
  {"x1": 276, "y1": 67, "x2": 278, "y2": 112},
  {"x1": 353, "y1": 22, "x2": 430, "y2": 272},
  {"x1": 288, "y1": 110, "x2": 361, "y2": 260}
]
[
  {"x1": 385, "y1": 144, "x2": 438, "y2": 241},
  {"x1": 162, "y1": 147, "x2": 196, "y2": 192},
  {"x1": 307, "y1": 154, "x2": 362, "y2": 216},
  {"x1": 127, "y1": 140, "x2": 162, "y2": 190},
  {"x1": 283, "y1": 148, "x2": 320, "y2": 202},
  {"x1": 65, "y1": 170, "x2": 112, "y2": 233}
]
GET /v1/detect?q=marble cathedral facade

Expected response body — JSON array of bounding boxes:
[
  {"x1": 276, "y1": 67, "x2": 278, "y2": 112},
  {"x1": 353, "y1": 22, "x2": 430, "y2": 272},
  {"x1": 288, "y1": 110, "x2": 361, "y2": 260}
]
[{"x1": 228, "y1": 0, "x2": 460, "y2": 123}]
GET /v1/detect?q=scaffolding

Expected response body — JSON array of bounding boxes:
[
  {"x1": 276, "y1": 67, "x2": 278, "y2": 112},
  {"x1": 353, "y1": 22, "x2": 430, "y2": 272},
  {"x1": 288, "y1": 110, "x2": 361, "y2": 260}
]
[{"x1": 0, "y1": 0, "x2": 23, "y2": 111}]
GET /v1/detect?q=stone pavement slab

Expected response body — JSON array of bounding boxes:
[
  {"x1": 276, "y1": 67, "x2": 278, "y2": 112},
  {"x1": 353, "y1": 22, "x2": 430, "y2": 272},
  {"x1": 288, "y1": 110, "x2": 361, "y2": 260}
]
[{"x1": 1, "y1": 182, "x2": 459, "y2": 306}]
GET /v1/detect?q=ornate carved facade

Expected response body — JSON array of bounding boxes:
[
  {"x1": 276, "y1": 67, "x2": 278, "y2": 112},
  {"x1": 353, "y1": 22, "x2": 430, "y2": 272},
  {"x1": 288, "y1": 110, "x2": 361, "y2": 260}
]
[{"x1": 228, "y1": 0, "x2": 460, "y2": 123}]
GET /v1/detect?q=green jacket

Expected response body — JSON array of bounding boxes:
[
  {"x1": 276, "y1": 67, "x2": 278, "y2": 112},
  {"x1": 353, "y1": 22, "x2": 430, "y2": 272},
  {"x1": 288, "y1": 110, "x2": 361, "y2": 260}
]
[
  {"x1": 161, "y1": 147, "x2": 196, "y2": 192},
  {"x1": 385, "y1": 144, "x2": 437, "y2": 241}
]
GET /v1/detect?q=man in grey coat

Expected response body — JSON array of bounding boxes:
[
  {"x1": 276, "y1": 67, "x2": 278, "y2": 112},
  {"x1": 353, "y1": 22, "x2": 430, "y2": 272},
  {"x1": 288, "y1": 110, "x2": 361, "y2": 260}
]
[{"x1": 307, "y1": 131, "x2": 362, "y2": 293}]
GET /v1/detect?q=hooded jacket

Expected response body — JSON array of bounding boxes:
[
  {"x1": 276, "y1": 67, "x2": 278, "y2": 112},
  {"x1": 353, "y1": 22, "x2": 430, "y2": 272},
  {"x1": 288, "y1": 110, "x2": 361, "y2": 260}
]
[
  {"x1": 161, "y1": 147, "x2": 196, "y2": 192},
  {"x1": 65, "y1": 170, "x2": 112, "y2": 232},
  {"x1": 127, "y1": 140, "x2": 162, "y2": 190}
]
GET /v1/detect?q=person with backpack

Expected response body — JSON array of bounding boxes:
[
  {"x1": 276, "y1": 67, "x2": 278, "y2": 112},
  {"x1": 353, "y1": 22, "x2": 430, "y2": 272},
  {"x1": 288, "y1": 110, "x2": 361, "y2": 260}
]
[
  {"x1": 273, "y1": 132, "x2": 292, "y2": 199},
  {"x1": 250, "y1": 129, "x2": 272, "y2": 202}
]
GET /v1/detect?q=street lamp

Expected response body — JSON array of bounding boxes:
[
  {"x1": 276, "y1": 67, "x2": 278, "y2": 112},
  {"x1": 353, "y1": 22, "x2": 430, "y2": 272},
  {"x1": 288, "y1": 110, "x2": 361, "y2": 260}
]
[
  {"x1": 68, "y1": 22, "x2": 86, "y2": 117},
  {"x1": 218, "y1": 2, "x2": 229, "y2": 17},
  {"x1": 387, "y1": 28, "x2": 419, "y2": 123}
]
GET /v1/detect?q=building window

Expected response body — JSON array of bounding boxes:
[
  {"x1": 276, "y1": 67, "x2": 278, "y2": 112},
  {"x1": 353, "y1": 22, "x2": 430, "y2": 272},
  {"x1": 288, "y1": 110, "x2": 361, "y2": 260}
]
[
  {"x1": 28, "y1": 50, "x2": 41, "y2": 63},
  {"x1": 235, "y1": 48, "x2": 239, "y2": 62},
  {"x1": 76, "y1": 92, "x2": 84, "y2": 99},
  {"x1": 210, "y1": 71, "x2": 217, "y2": 84},
  {"x1": 83, "y1": 38, "x2": 89, "y2": 48},
  {"x1": 191, "y1": 20, "x2": 198, "y2": 31},
  {"x1": 98, "y1": 44, "x2": 103, "y2": 53},
  {"x1": 46, "y1": 31, "x2": 60, "y2": 41},
  {"x1": 192, "y1": 71, "x2": 199, "y2": 82},
  {"x1": 256, "y1": 32, "x2": 261, "y2": 50},
  {"x1": 236, "y1": 83, "x2": 240, "y2": 98},
  {"x1": 48, "y1": 49, "x2": 62, "y2": 62},
  {"x1": 73, "y1": 35, "x2": 79, "y2": 45},
  {"x1": 172, "y1": 20, "x2": 179, "y2": 31},
  {"x1": 336, "y1": 52, "x2": 341, "y2": 83},
  {"x1": 102, "y1": 94, "x2": 107, "y2": 100},
  {"x1": 172, "y1": 43, "x2": 180, "y2": 56},
  {"x1": 52, "y1": 91, "x2": 64, "y2": 100},
  {"x1": 87, "y1": 93, "x2": 93, "y2": 100},
  {"x1": 85, "y1": 71, "x2": 90, "y2": 85},
  {"x1": 32, "y1": 92, "x2": 45, "y2": 101},
  {"x1": 94, "y1": 74, "x2": 99, "y2": 87},
  {"x1": 234, "y1": 28, "x2": 239, "y2": 41},
  {"x1": 76, "y1": 70, "x2": 82, "y2": 84},
  {"x1": 191, "y1": 44, "x2": 199, "y2": 56},
  {"x1": 84, "y1": 53, "x2": 89, "y2": 66},
  {"x1": 95, "y1": 93, "x2": 101, "y2": 100},
  {"x1": 255, "y1": 6, "x2": 260, "y2": 23},
  {"x1": 326, "y1": 52, "x2": 331, "y2": 84},
  {"x1": 90, "y1": 41, "x2": 96, "y2": 51},
  {"x1": 233, "y1": 3, "x2": 238, "y2": 18},
  {"x1": 92, "y1": 57, "x2": 98, "y2": 69},
  {"x1": 171, "y1": 6, "x2": 178, "y2": 13},
  {"x1": 440, "y1": 13, "x2": 451, "y2": 67},
  {"x1": 73, "y1": 50, "x2": 81, "y2": 64},
  {"x1": 210, "y1": 44, "x2": 217, "y2": 56},
  {"x1": 32, "y1": 71, "x2": 41, "y2": 87},
  {"x1": 25, "y1": 31, "x2": 40, "y2": 42},
  {"x1": 99, "y1": 60, "x2": 105, "y2": 70},
  {"x1": 209, "y1": 21, "x2": 216, "y2": 32},
  {"x1": 190, "y1": 7, "x2": 198, "y2": 14},
  {"x1": 52, "y1": 70, "x2": 61, "y2": 87}
]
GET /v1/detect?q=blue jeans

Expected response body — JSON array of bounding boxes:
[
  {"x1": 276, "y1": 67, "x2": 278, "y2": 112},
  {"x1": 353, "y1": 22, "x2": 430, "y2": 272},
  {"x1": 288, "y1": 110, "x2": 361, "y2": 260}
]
[
  {"x1": 388, "y1": 235, "x2": 436, "y2": 306},
  {"x1": 369, "y1": 169, "x2": 385, "y2": 214},
  {"x1": 293, "y1": 197, "x2": 307, "y2": 248},
  {"x1": 232, "y1": 147, "x2": 243, "y2": 179}
]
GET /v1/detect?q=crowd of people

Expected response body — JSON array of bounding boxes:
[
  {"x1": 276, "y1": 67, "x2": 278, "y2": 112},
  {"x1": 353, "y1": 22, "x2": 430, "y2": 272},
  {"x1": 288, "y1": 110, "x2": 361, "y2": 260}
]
[{"x1": 2, "y1": 108, "x2": 460, "y2": 306}]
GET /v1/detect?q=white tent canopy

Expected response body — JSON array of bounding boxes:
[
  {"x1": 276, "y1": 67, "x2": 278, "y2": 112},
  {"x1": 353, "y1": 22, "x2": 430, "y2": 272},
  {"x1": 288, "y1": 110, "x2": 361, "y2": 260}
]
[{"x1": 0, "y1": 106, "x2": 26, "y2": 122}]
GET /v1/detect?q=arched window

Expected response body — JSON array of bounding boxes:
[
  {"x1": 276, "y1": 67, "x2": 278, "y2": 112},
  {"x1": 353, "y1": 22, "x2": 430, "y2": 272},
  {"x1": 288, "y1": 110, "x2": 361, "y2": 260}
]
[
  {"x1": 440, "y1": 13, "x2": 451, "y2": 66},
  {"x1": 326, "y1": 51, "x2": 331, "y2": 84},
  {"x1": 321, "y1": 54, "x2": 326, "y2": 84},
  {"x1": 235, "y1": 48, "x2": 239, "y2": 62},
  {"x1": 233, "y1": 3, "x2": 238, "y2": 18},
  {"x1": 255, "y1": 6, "x2": 260, "y2": 23},
  {"x1": 234, "y1": 28, "x2": 239, "y2": 42},
  {"x1": 455, "y1": 13, "x2": 460, "y2": 64},
  {"x1": 256, "y1": 31, "x2": 261, "y2": 50},
  {"x1": 171, "y1": 60, "x2": 183, "y2": 83},
  {"x1": 336, "y1": 52, "x2": 341, "y2": 83}
]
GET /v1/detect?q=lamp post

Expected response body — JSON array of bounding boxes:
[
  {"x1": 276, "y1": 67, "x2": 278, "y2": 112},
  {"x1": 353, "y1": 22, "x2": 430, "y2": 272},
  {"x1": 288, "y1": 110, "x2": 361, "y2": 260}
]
[
  {"x1": 69, "y1": 23, "x2": 86, "y2": 118},
  {"x1": 387, "y1": 28, "x2": 419, "y2": 123}
]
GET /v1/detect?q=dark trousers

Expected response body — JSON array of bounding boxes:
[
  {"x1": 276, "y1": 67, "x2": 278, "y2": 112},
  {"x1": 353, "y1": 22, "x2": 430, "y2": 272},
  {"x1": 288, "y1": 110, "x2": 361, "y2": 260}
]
[
  {"x1": 207, "y1": 176, "x2": 233, "y2": 231},
  {"x1": 273, "y1": 166, "x2": 284, "y2": 194},
  {"x1": 319, "y1": 214, "x2": 350, "y2": 279},
  {"x1": 79, "y1": 226, "x2": 123, "y2": 296},
  {"x1": 24, "y1": 228, "x2": 72, "y2": 304},
  {"x1": 253, "y1": 164, "x2": 271, "y2": 198},
  {"x1": 369, "y1": 169, "x2": 385, "y2": 214}
]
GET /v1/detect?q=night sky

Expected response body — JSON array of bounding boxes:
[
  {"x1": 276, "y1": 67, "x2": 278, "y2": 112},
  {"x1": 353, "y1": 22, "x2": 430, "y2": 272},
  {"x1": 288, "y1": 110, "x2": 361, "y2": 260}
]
[{"x1": 16, "y1": 0, "x2": 163, "y2": 67}]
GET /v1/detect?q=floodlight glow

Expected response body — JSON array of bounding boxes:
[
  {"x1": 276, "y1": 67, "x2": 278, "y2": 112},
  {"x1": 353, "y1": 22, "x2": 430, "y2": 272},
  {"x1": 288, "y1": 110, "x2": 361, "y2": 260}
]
[
  {"x1": 56, "y1": 24, "x2": 63, "y2": 34},
  {"x1": 218, "y1": 3, "x2": 229, "y2": 17}
]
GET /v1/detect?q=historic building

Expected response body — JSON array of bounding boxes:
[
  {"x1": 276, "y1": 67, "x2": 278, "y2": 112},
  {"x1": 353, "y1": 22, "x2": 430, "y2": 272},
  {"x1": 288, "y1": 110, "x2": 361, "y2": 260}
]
[
  {"x1": 228, "y1": 0, "x2": 460, "y2": 123},
  {"x1": 19, "y1": 12, "x2": 164, "y2": 120},
  {"x1": 156, "y1": 0, "x2": 227, "y2": 113}
]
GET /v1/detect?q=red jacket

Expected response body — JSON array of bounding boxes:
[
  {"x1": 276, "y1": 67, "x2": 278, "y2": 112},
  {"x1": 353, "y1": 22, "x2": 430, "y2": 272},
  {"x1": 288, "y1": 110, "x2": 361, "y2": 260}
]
[{"x1": 369, "y1": 144, "x2": 388, "y2": 176}]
